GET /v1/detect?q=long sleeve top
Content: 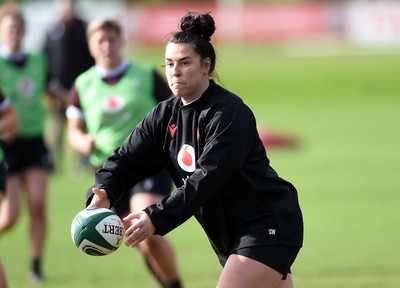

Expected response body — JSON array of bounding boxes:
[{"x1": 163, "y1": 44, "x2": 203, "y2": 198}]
[{"x1": 91, "y1": 80, "x2": 303, "y2": 265}]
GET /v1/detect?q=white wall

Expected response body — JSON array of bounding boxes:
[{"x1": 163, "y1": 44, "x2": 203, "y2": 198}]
[
  {"x1": 20, "y1": 0, "x2": 125, "y2": 51},
  {"x1": 343, "y1": 0, "x2": 400, "y2": 46}
]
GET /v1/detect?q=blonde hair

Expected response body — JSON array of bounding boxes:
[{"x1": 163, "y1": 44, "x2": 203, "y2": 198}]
[
  {"x1": 0, "y1": 3, "x2": 25, "y2": 29},
  {"x1": 86, "y1": 19, "x2": 122, "y2": 39}
]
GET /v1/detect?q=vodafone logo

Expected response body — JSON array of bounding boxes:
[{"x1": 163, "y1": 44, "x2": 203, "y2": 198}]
[{"x1": 177, "y1": 144, "x2": 196, "y2": 172}]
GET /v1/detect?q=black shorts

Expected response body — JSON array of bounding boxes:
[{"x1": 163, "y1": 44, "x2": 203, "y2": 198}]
[
  {"x1": 233, "y1": 245, "x2": 300, "y2": 279},
  {"x1": 0, "y1": 161, "x2": 6, "y2": 193},
  {"x1": 3, "y1": 137, "x2": 53, "y2": 175},
  {"x1": 112, "y1": 168, "x2": 172, "y2": 216}
]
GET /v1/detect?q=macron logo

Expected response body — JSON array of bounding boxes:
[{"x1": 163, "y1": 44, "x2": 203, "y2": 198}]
[{"x1": 169, "y1": 124, "x2": 177, "y2": 137}]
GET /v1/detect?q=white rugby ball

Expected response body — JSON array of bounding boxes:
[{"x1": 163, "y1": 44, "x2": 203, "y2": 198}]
[{"x1": 71, "y1": 207, "x2": 125, "y2": 256}]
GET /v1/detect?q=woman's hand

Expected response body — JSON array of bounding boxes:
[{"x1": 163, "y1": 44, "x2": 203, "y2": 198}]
[
  {"x1": 77, "y1": 134, "x2": 95, "y2": 156},
  {"x1": 87, "y1": 187, "x2": 111, "y2": 209},
  {"x1": 123, "y1": 211, "x2": 155, "y2": 247}
]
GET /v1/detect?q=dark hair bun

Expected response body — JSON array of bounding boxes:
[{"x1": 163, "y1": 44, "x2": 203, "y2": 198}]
[{"x1": 179, "y1": 11, "x2": 215, "y2": 41}]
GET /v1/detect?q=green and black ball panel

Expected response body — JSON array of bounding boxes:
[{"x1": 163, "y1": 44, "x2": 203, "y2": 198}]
[{"x1": 71, "y1": 208, "x2": 124, "y2": 256}]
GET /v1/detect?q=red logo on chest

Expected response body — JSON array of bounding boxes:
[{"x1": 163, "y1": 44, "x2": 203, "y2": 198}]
[
  {"x1": 169, "y1": 124, "x2": 177, "y2": 137},
  {"x1": 177, "y1": 144, "x2": 196, "y2": 172}
]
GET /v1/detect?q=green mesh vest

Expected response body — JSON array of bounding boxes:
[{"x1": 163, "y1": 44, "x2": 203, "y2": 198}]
[
  {"x1": 0, "y1": 54, "x2": 46, "y2": 137},
  {"x1": 75, "y1": 62, "x2": 157, "y2": 167}
]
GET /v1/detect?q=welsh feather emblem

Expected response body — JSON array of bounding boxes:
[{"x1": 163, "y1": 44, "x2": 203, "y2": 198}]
[
  {"x1": 17, "y1": 78, "x2": 35, "y2": 98},
  {"x1": 103, "y1": 95, "x2": 124, "y2": 114}
]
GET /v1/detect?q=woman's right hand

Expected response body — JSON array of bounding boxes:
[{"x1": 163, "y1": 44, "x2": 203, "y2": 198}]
[{"x1": 87, "y1": 187, "x2": 111, "y2": 209}]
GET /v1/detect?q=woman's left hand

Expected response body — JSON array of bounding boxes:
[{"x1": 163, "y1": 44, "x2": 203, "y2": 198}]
[{"x1": 123, "y1": 211, "x2": 155, "y2": 247}]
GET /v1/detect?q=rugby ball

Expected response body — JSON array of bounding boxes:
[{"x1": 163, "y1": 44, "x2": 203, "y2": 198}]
[{"x1": 71, "y1": 207, "x2": 125, "y2": 256}]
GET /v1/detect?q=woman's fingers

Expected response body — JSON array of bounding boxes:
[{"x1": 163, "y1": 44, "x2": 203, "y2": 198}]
[{"x1": 123, "y1": 212, "x2": 155, "y2": 247}]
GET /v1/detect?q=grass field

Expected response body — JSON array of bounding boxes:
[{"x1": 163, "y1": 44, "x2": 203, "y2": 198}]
[{"x1": 0, "y1": 43, "x2": 399, "y2": 287}]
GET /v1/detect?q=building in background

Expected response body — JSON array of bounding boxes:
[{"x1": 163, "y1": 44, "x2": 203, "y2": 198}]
[{"x1": 20, "y1": 0, "x2": 400, "y2": 50}]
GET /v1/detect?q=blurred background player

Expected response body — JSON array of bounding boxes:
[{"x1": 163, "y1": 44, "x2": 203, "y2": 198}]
[
  {"x1": 0, "y1": 262, "x2": 6, "y2": 288},
  {"x1": 0, "y1": 88, "x2": 19, "y2": 288},
  {"x1": 0, "y1": 3, "x2": 53, "y2": 283},
  {"x1": 43, "y1": 0, "x2": 94, "y2": 166},
  {"x1": 66, "y1": 19, "x2": 183, "y2": 288}
]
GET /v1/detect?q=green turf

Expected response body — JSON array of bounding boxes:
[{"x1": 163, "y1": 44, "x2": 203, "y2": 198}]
[{"x1": 0, "y1": 44, "x2": 399, "y2": 287}]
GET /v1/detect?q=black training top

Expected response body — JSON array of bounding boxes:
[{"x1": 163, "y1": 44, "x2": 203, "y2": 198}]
[{"x1": 92, "y1": 80, "x2": 303, "y2": 265}]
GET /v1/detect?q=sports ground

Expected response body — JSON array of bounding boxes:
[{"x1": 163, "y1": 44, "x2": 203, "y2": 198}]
[{"x1": 0, "y1": 43, "x2": 399, "y2": 287}]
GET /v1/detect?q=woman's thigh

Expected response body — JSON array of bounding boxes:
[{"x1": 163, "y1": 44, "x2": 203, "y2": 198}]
[
  {"x1": 23, "y1": 169, "x2": 49, "y2": 212},
  {"x1": 217, "y1": 254, "x2": 282, "y2": 288},
  {"x1": 0, "y1": 175, "x2": 22, "y2": 227}
]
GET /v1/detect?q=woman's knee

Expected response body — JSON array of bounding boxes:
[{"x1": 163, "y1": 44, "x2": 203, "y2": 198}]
[
  {"x1": 0, "y1": 208, "x2": 20, "y2": 231},
  {"x1": 28, "y1": 201, "x2": 46, "y2": 220},
  {"x1": 137, "y1": 235, "x2": 164, "y2": 254}
]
